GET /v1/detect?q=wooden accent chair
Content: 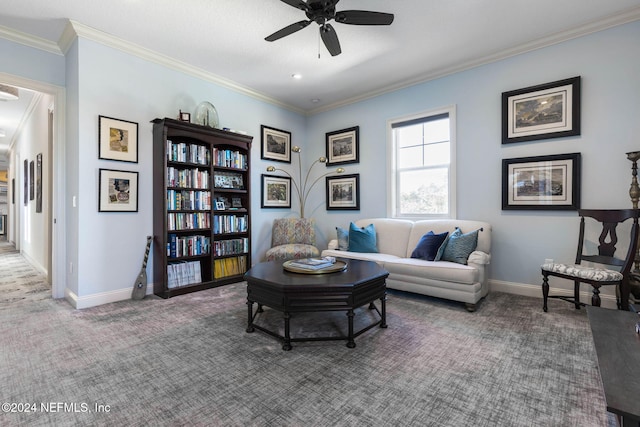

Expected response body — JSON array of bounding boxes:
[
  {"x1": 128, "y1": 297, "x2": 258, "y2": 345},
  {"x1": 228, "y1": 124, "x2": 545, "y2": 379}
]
[
  {"x1": 265, "y1": 218, "x2": 320, "y2": 262},
  {"x1": 542, "y1": 209, "x2": 639, "y2": 312}
]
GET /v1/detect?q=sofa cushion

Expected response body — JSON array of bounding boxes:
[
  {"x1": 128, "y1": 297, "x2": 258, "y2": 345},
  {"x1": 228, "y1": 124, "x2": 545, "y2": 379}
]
[
  {"x1": 411, "y1": 231, "x2": 449, "y2": 261},
  {"x1": 336, "y1": 226, "x2": 349, "y2": 250},
  {"x1": 348, "y1": 222, "x2": 378, "y2": 253},
  {"x1": 441, "y1": 228, "x2": 479, "y2": 265},
  {"x1": 384, "y1": 258, "x2": 479, "y2": 285}
]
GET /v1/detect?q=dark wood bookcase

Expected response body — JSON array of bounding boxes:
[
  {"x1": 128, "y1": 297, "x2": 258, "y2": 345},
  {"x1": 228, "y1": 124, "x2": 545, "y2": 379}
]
[{"x1": 152, "y1": 118, "x2": 252, "y2": 298}]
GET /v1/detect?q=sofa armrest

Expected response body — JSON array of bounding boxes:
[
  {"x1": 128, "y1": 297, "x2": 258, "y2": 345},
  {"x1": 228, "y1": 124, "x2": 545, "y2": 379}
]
[
  {"x1": 468, "y1": 250, "x2": 491, "y2": 265},
  {"x1": 327, "y1": 239, "x2": 339, "y2": 250}
]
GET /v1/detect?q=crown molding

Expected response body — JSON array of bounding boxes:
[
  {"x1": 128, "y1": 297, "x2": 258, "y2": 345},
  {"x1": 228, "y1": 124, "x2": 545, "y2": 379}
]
[
  {"x1": 307, "y1": 6, "x2": 640, "y2": 115},
  {"x1": 60, "y1": 20, "x2": 305, "y2": 115},
  {"x1": 0, "y1": 25, "x2": 62, "y2": 55}
]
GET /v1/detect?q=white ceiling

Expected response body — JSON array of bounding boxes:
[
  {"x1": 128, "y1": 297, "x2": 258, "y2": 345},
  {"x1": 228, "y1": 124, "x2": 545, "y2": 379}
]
[{"x1": 1, "y1": 0, "x2": 640, "y2": 165}]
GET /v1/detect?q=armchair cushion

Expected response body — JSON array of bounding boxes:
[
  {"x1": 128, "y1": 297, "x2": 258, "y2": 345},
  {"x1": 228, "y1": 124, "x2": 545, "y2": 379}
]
[{"x1": 267, "y1": 218, "x2": 320, "y2": 262}]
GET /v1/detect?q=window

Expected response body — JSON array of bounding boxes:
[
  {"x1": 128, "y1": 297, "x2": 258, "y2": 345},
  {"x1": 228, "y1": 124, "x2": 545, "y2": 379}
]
[{"x1": 387, "y1": 106, "x2": 456, "y2": 218}]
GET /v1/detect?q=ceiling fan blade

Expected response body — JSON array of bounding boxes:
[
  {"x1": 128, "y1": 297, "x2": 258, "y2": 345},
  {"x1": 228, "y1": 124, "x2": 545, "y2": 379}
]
[
  {"x1": 320, "y1": 24, "x2": 341, "y2": 56},
  {"x1": 280, "y1": 0, "x2": 308, "y2": 11},
  {"x1": 265, "y1": 20, "x2": 312, "y2": 42},
  {"x1": 335, "y1": 10, "x2": 394, "y2": 25}
]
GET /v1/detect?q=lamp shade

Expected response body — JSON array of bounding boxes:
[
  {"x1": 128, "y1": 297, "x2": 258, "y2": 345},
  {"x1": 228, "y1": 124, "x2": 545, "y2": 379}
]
[{"x1": 0, "y1": 84, "x2": 19, "y2": 101}]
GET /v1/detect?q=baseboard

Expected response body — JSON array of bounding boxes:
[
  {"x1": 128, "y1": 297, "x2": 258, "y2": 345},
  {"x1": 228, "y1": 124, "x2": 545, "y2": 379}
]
[
  {"x1": 64, "y1": 283, "x2": 155, "y2": 309},
  {"x1": 489, "y1": 279, "x2": 618, "y2": 310},
  {"x1": 21, "y1": 249, "x2": 47, "y2": 277}
]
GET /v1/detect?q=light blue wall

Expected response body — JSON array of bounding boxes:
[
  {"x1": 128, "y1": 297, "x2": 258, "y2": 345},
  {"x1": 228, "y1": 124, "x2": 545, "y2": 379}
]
[
  {"x1": 308, "y1": 21, "x2": 640, "y2": 294},
  {"x1": 2, "y1": 20, "x2": 639, "y2": 304},
  {"x1": 71, "y1": 38, "x2": 306, "y2": 297}
]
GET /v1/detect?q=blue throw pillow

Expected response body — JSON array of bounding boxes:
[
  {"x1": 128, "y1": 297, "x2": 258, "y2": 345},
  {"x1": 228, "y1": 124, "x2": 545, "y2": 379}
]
[
  {"x1": 442, "y1": 228, "x2": 479, "y2": 264},
  {"x1": 411, "y1": 231, "x2": 449, "y2": 261},
  {"x1": 348, "y1": 222, "x2": 378, "y2": 253},
  {"x1": 336, "y1": 226, "x2": 349, "y2": 250}
]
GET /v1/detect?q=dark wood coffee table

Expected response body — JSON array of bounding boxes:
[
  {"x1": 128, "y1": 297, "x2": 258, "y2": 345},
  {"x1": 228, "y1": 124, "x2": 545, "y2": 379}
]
[{"x1": 244, "y1": 258, "x2": 389, "y2": 351}]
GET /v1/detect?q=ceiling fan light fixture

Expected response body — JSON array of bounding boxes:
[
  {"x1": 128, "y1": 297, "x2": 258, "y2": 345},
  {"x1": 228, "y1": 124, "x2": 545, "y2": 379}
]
[{"x1": 0, "y1": 84, "x2": 19, "y2": 101}]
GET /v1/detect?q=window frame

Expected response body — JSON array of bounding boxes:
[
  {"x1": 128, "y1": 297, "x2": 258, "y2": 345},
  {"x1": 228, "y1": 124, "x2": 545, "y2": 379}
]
[{"x1": 386, "y1": 105, "x2": 457, "y2": 219}]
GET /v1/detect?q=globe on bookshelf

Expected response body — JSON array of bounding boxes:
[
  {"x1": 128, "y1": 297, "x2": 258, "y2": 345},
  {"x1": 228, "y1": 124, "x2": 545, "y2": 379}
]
[{"x1": 194, "y1": 101, "x2": 219, "y2": 128}]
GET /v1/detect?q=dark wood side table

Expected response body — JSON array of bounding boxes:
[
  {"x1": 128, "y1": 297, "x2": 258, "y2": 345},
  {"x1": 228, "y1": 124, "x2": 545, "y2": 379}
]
[
  {"x1": 587, "y1": 306, "x2": 640, "y2": 426},
  {"x1": 244, "y1": 258, "x2": 389, "y2": 351}
]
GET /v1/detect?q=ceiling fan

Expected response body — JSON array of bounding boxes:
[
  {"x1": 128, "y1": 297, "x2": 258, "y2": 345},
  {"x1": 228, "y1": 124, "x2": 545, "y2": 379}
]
[{"x1": 265, "y1": 0, "x2": 394, "y2": 57}]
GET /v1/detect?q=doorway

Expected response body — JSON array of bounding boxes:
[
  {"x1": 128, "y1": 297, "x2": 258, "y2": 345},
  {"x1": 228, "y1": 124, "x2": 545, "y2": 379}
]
[{"x1": 0, "y1": 72, "x2": 66, "y2": 300}]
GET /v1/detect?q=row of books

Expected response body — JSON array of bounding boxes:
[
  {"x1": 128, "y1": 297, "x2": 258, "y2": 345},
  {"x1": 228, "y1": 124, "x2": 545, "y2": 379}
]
[
  {"x1": 167, "y1": 261, "x2": 202, "y2": 288},
  {"x1": 213, "y1": 214, "x2": 248, "y2": 234},
  {"x1": 214, "y1": 256, "x2": 247, "y2": 278},
  {"x1": 213, "y1": 238, "x2": 248, "y2": 257},
  {"x1": 167, "y1": 212, "x2": 211, "y2": 231},
  {"x1": 167, "y1": 234, "x2": 211, "y2": 258},
  {"x1": 166, "y1": 140, "x2": 210, "y2": 165},
  {"x1": 213, "y1": 148, "x2": 247, "y2": 170},
  {"x1": 167, "y1": 167, "x2": 209, "y2": 189},
  {"x1": 167, "y1": 190, "x2": 212, "y2": 211}
]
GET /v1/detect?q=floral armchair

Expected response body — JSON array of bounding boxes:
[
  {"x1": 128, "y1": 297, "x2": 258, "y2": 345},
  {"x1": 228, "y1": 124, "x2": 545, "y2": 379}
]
[{"x1": 265, "y1": 218, "x2": 320, "y2": 262}]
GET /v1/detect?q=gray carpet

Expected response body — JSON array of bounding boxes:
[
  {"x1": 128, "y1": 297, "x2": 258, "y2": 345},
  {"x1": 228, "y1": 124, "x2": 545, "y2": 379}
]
[{"x1": 0, "y1": 241, "x2": 613, "y2": 426}]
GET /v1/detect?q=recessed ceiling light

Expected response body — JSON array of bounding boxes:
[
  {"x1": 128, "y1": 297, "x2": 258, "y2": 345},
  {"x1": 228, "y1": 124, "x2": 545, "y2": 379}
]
[
  {"x1": 311, "y1": 99, "x2": 320, "y2": 103},
  {"x1": 291, "y1": 74, "x2": 302, "y2": 80}
]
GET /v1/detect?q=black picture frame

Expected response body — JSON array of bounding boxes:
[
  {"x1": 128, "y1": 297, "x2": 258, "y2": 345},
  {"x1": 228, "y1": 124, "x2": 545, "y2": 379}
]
[
  {"x1": 326, "y1": 173, "x2": 360, "y2": 211},
  {"x1": 502, "y1": 76, "x2": 581, "y2": 144},
  {"x1": 502, "y1": 153, "x2": 581, "y2": 210},
  {"x1": 261, "y1": 174, "x2": 291, "y2": 208},
  {"x1": 23, "y1": 159, "x2": 27, "y2": 206},
  {"x1": 36, "y1": 153, "x2": 42, "y2": 213},
  {"x1": 261, "y1": 125, "x2": 291, "y2": 163},
  {"x1": 98, "y1": 115, "x2": 139, "y2": 163},
  {"x1": 326, "y1": 126, "x2": 359, "y2": 166},
  {"x1": 29, "y1": 160, "x2": 34, "y2": 201},
  {"x1": 98, "y1": 168, "x2": 139, "y2": 212}
]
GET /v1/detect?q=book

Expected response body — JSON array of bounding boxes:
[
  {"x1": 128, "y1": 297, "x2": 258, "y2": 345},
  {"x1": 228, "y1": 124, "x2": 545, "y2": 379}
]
[{"x1": 287, "y1": 257, "x2": 335, "y2": 270}]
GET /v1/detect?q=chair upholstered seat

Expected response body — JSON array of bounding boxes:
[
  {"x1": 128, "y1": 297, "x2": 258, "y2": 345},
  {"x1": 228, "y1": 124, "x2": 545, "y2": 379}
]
[
  {"x1": 265, "y1": 218, "x2": 320, "y2": 262},
  {"x1": 541, "y1": 263, "x2": 623, "y2": 282}
]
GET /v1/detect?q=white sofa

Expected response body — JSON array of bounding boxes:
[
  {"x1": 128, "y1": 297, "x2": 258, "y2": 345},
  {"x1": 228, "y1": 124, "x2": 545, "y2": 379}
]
[{"x1": 321, "y1": 218, "x2": 492, "y2": 311}]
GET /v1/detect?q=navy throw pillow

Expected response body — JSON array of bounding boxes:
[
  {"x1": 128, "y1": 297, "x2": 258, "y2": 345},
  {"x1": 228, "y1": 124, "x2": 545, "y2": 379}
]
[{"x1": 411, "y1": 231, "x2": 449, "y2": 261}]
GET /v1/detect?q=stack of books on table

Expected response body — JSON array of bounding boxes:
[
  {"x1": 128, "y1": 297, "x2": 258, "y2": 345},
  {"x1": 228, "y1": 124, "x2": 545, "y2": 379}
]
[{"x1": 287, "y1": 257, "x2": 335, "y2": 270}]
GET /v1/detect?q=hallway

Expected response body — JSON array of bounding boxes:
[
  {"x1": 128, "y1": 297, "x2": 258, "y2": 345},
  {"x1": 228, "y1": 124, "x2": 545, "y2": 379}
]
[{"x1": 0, "y1": 240, "x2": 50, "y2": 304}]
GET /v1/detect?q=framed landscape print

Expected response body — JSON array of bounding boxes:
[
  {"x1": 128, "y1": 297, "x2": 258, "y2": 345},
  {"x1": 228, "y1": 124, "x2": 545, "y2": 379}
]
[
  {"x1": 326, "y1": 173, "x2": 360, "y2": 210},
  {"x1": 99, "y1": 115, "x2": 139, "y2": 163},
  {"x1": 99, "y1": 168, "x2": 139, "y2": 212},
  {"x1": 29, "y1": 160, "x2": 34, "y2": 201},
  {"x1": 261, "y1": 174, "x2": 291, "y2": 208},
  {"x1": 502, "y1": 153, "x2": 580, "y2": 210},
  {"x1": 502, "y1": 76, "x2": 581, "y2": 144},
  {"x1": 261, "y1": 125, "x2": 291, "y2": 163},
  {"x1": 36, "y1": 153, "x2": 42, "y2": 213},
  {"x1": 326, "y1": 126, "x2": 359, "y2": 166},
  {"x1": 23, "y1": 159, "x2": 28, "y2": 206}
]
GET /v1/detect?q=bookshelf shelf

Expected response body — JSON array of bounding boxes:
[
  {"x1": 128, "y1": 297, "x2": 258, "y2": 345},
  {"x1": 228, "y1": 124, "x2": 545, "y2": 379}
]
[{"x1": 153, "y1": 118, "x2": 253, "y2": 299}]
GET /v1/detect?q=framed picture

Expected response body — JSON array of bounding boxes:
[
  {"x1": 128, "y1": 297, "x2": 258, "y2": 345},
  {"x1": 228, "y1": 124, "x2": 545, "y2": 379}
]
[
  {"x1": 326, "y1": 126, "x2": 359, "y2": 166},
  {"x1": 98, "y1": 168, "x2": 139, "y2": 212},
  {"x1": 99, "y1": 115, "x2": 139, "y2": 163},
  {"x1": 23, "y1": 159, "x2": 28, "y2": 206},
  {"x1": 0, "y1": 214, "x2": 4, "y2": 235},
  {"x1": 36, "y1": 153, "x2": 42, "y2": 213},
  {"x1": 261, "y1": 125, "x2": 291, "y2": 163},
  {"x1": 261, "y1": 174, "x2": 291, "y2": 208},
  {"x1": 502, "y1": 76, "x2": 581, "y2": 144},
  {"x1": 326, "y1": 173, "x2": 360, "y2": 210},
  {"x1": 179, "y1": 110, "x2": 191, "y2": 122},
  {"x1": 29, "y1": 160, "x2": 34, "y2": 201},
  {"x1": 502, "y1": 153, "x2": 581, "y2": 210},
  {"x1": 215, "y1": 201, "x2": 226, "y2": 211}
]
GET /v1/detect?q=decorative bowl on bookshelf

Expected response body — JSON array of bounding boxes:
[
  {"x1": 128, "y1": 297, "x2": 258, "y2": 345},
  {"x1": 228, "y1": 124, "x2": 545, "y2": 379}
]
[{"x1": 194, "y1": 101, "x2": 219, "y2": 129}]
